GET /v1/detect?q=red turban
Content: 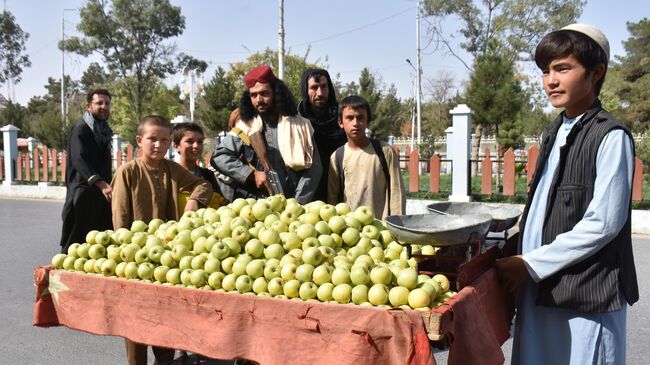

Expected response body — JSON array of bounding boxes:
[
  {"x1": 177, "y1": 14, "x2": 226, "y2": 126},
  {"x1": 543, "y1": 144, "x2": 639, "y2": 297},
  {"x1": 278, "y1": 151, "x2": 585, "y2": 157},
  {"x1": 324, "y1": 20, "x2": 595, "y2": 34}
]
[{"x1": 244, "y1": 66, "x2": 277, "y2": 89}]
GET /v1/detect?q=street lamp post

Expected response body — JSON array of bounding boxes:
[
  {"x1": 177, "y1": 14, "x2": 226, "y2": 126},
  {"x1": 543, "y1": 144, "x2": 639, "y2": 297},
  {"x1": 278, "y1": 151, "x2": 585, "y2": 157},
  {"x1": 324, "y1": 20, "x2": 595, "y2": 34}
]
[
  {"x1": 178, "y1": 67, "x2": 205, "y2": 121},
  {"x1": 406, "y1": 59, "x2": 422, "y2": 147}
]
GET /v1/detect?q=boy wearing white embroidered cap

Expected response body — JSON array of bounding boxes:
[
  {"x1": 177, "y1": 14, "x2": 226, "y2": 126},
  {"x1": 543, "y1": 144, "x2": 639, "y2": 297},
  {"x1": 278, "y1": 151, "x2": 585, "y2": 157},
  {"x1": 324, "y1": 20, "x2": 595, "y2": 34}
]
[{"x1": 495, "y1": 24, "x2": 638, "y2": 365}]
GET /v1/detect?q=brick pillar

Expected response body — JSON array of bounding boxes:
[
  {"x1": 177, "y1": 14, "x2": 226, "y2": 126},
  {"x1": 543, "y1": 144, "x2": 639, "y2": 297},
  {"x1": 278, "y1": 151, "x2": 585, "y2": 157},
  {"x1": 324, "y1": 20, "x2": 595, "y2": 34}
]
[
  {"x1": 429, "y1": 154, "x2": 440, "y2": 193},
  {"x1": 409, "y1": 149, "x2": 420, "y2": 193},
  {"x1": 632, "y1": 157, "x2": 643, "y2": 201},
  {"x1": 481, "y1": 148, "x2": 492, "y2": 195},
  {"x1": 503, "y1": 148, "x2": 515, "y2": 196},
  {"x1": 527, "y1": 146, "x2": 539, "y2": 192}
]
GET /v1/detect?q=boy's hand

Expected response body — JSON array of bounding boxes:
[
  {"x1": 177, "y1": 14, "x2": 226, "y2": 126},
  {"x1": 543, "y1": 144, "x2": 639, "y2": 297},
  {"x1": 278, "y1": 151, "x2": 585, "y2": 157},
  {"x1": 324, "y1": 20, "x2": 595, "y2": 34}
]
[
  {"x1": 495, "y1": 255, "x2": 529, "y2": 293},
  {"x1": 183, "y1": 199, "x2": 200, "y2": 212},
  {"x1": 94, "y1": 180, "x2": 112, "y2": 202},
  {"x1": 253, "y1": 170, "x2": 272, "y2": 195}
]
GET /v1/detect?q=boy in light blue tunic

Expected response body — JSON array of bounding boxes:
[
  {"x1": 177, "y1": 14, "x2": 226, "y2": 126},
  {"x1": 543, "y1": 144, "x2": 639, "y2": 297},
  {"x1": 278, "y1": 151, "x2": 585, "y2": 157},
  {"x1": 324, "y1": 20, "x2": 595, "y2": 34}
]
[{"x1": 496, "y1": 24, "x2": 639, "y2": 365}]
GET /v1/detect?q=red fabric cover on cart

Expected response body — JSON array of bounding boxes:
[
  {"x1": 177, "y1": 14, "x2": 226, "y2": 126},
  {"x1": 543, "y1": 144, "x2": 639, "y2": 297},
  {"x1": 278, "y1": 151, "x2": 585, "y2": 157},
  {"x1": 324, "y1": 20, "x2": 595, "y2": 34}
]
[{"x1": 34, "y1": 266, "x2": 434, "y2": 365}]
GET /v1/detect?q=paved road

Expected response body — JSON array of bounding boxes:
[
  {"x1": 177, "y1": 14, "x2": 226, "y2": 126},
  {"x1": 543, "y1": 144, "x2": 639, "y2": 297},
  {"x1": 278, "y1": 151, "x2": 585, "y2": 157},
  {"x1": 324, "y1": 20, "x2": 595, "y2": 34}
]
[{"x1": 1, "y1": 198, "x2": 648, "y2": 364}]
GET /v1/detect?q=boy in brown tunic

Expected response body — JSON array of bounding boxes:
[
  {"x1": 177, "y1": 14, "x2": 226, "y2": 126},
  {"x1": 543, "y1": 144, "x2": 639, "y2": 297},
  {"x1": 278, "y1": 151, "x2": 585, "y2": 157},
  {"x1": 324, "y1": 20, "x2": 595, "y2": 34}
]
[{"x1": 111, "y1": 115, "x2": 212, "y2": 365}]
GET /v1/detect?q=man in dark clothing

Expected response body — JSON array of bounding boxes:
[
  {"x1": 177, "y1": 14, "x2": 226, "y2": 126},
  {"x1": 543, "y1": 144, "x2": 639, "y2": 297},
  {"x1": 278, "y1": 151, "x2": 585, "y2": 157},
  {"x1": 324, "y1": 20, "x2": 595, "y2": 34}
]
[
  {"x1": 298, "y1": 69, "x2": 347, "y2": 202},
  {"x1": 59, "y1": 89, "x2": 114, "y2": 253}
]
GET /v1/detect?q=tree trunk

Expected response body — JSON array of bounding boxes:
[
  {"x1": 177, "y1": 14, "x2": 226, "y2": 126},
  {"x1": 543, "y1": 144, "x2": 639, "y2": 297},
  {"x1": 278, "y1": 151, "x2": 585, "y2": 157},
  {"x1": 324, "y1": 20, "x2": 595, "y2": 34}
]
[{"x1": 471, "y1": 124, "x2": 482, "y2": 176}]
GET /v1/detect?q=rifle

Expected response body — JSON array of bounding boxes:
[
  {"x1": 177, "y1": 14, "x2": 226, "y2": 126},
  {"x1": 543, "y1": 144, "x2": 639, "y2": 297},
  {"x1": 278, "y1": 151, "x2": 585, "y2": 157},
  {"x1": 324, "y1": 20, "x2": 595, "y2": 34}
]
[{"x1": 248, "y1": 131, "x2": 285, "y2": 196}]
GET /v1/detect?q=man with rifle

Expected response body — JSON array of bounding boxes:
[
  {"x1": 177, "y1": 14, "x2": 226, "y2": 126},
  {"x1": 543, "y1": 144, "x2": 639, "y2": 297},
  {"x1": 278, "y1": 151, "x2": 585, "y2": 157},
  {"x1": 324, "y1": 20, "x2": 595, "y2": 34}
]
[{"x1": 212, "y1": 66, "x2": 322, "y2": 204}]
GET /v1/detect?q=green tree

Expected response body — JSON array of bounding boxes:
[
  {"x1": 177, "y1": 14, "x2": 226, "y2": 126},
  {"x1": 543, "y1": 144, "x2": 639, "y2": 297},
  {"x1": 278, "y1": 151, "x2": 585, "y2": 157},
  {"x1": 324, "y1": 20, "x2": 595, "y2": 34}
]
[
  {"x1": 227, "y1": 48, "x2": 323, "y2": 104},
  {"x1": 176, "y1": 53, "x2": 208, "y2": 73},
  {"x1": 466, "y1": 39, "x2": 524, "y2": 173},
  {"x1": 80, "y1": 62, "x2": 112, "y2": 91},
  {"x1": 372, "y1": 85, "x2": 405, "y2": 141},
  {"x1": 0, "y1": 100, "x2": 26, "y2": 133},
  {"x1": 62, "y1": 0, "x2": 185, "y2": 121},
  {"x1": 423, "y1": 0, "x2": 585, "y2": 65},
  {"x1": 0, "y1": 10, "x2": 31, "y2": 86},
  {"x1": 617, "y1": 18, "x2": 650, "y2": 134},
  {"x1": 23, "y1": 97, "x2": 68, "y2": 149},
  {"x1": 199, "y1": 66, "x2": 237, "y2": 135}
]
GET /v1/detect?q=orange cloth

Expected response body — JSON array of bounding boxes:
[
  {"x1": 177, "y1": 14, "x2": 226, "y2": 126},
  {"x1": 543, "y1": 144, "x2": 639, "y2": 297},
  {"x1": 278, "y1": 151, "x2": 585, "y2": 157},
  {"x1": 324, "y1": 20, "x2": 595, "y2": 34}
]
[{"x1": 34, "y1": 266, "x2": 434, "y2": 365}]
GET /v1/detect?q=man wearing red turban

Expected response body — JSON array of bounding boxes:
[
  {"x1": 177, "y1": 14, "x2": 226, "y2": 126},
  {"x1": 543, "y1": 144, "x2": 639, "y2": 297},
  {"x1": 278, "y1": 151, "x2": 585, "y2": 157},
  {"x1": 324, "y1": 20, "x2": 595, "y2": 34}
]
[{"x1": 212, "y1": 66, "x2": 322, "y2": 204}]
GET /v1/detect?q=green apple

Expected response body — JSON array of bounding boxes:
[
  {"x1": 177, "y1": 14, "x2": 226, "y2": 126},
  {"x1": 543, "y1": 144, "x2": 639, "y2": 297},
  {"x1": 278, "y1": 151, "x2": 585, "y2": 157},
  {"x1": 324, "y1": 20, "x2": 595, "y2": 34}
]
[
  {"x1": 190, "y1": 227, "x2": 209, "y2": 243},
  {"x1": 432, "y1": 274, "x2": 450, "y2": 294},
  {"x1": 190, "y1": 269, "x2": 208, "y2": 287},
  {"x1": 327, "y1": 216, "x2": 347, "y2": 235},
  {"x1": 214, "y1": 222, "x2": 232, "y2": 240},
  {"x1": 332, "y1": 283, "x2": 352, "y2": 304},
  {"x1": 288, "y1": 248, "x2": 304, "y2": 260},
  {"x1": 83, "y1": 258, "x2": 96, "y2": 273},
  {"x1": 350, "y1": 266, "x2": 371, "y2": 286},
  {"x1": 318, "y1": 246, "x2": 336, "y2": 263},
  {"x1": 408, "y1": 288, "x2": 431, "y2": 309},
  {"x1": 130, "y1": 220, "x2": 148, "y2": 233},
  {"x1": 232, "y1": 257, "x2": 252, "y2": 276},
  {"x1": 267, "y1": 277, "x2": 285, "y2": 296},
  {"x1": 370, "y1": 265, "x2": 393, "y2": 285},
  {"x1": 280, "y1": 210, "x2": 299, "y2": 225},
  {"x1": 319, "y1": 204, "x2": 337, "y2": 221},
  {"x1": 295, "y1": 264, "x2": 315, "y2": 283},
  {"x1": 341, "y1": 227, "x2": 360, "y2": 246},
  {"x1": 368, "y1": 284, "x2": 389, "y2": 306},
  {"x1": 316, "y1": 234, "x2": 335, "y2": 248},
  {"x1": 343, "y1": 216, "x2": 362, "y2": 231},
  {"x1": 244, "y1": 238, "x2": 264, "y2": 258},
  {"x1": 397, "y1": 268, "x2": 418, "y2": 290},
  {"x1": 203, "y1": 258, "x2": 221, "y2": 274},
  {"x1": 258, "y1": 227, "x2": 280, "y2": 246},
  {"x1": 361, "y1": 225, "x2": 380, "y2": 240},
  {"x1": 352, "y1": 284, "x2": 369, "y2": 305},
  {"x1": 52, "y1": 253, "x2": 67, "y2": 269},
  {"x1": 222, "y1": 237, "x2": 242, "y2": 255},
  {"x1": 153, "y1": 265, "x2": 170, "y2": 282},
  {"x1": 387, "y1": 286, "x2": 409, "y2": 307},
  {"x1": 145, "y1": 245, "x2": 163, "y2": 263},
  {"x1": 245, "y1": 259, "x2": 265, "y2": 279},
  {"x1": 288, "y1": 221, "x2": 301, "y2": 233},
  {"x1": 263, "y1": 213, "x2": 280, "y2": 228},
  {"x1": 178, "y1": 255, "x2": 193, "y2": 270},
  {"x1": 264, "y1": 261, "x2": 281, "y2": 280},
  {"x1": 302, "y1": 247, "x2": 323, "y2": 266},
  {"x1": 317, "y1": 282, "x2": 334, "y2": 302},
  {"x1": 238, "y1": 205, "x2": 256, "y2": 222},
  {"x1": 283, "y1": 279, "x2": 301, "y2": 298},
  {"x1": 356, "y1": 237, "x2": 373, "y2": 253},
  {"x1": 299, "y1": 282, "x2": 318, "y2": 300},
  {"x1": 384, "y1": 249, "x2": 400, "y2": 261},
  {"x1": 264, "y1": 243, "x2": 284, "y2": 260},
  {"x1": 379, "y1": 230, "x2": 394, "y2": 246},
  {"x1": 331, "y1": 267, "x2": 351, "y2": 285},
  {"x1": 165, "y1": 267, "x2": 181, "y2": 284},
  {"x1": 85, "y1": 230, "x2": 99, "y2": 245},
  {"x1": 115, "y1": 261, "x2": 127, "y2": 277},
  {"x1": 353, "y1": 206, "x2": 375, "y2": 226},
  {"x1": 279, "y1": 253, "x2": 299, "y2": 267},
  {"x1": 296, "y1": 223, "x2": 317, "y2": 240},
  {"x1": 314, "y1": 221, "x2": 331, "y2": 236},
  {"x1": 280, "y1": 263, "x2": 297, "y2": 281},
  {"x1": 230, "y1": 225, "x2": 251, "y2": 245},
  {"x1": 270, "y1": 220, "x2": 288, "y2": 234},
  {"x1": 390, "y1": 258, "x2": 409, "y2": 269},
  {"x1": 312, "y1": 264, "x2": 332, "y2": 285},
  {"x1": 222, "y1": 273, "x2": 238, "y2": 291},
  {"x1": 252, "y1": 277, "x2": 268, "y2": 294},
  {"x1": 173, "y1": 230, "x2": 193, "y2": 250},
  {"x1": 252, "y1": 201, "x2": 273, "y2": 221},
  {"x1": 100, "y1": 258, "x2": 117, "y2": 276},
  {"x1": 191, "y1": 254, "x2": 208, "y2": 270},
  {"x1": 368, "y1": 247, "x2": 385, "y2": 262},
  {"x1": 354, "y1": 254, "x2": 375, "y2": 268},
  {"x1": 88, "y1": 243, "x2": 107, "y2": 260},
  {"x1": 346, "y1": 246, "x2": 363, "y2": 262},
  {"x1": 210, "y1": 241, "x2": 230, "y2": 260},
  {"x1": 335, "y1": 202, "x2": 351, "y2": 216},
  {"x1": 67, "y1": 243, "x2": 81, "y2": 258},
  {"x1": 134, "y1": 248, "x2": 150, "y2": 264},
  {"x1": 137, "y1": 263, "x2": 154, "y2": 280},
  {"x1": 280, "y1": 232, "x2": 302, "y2": 251},
  {"x1": 94, "y1": 231, "x2": 111, "y2": 246},
  {"x1": 221, "y1": 256, "x2": 236, "y2": 274},
  {"x1": 331, "y1": 233, "x2": 343, "y2": 248},
  {"x1": 73, "y1": 257, "x2": 87, "y2": 272},
  {"x1": 157, "y1": 251, "x2": 175, "y2": 268},
  {"x1": 301, "y1": 237, "x2": 320, "y2": 251},
  {"x1": 76, "y1": 243, "x2": 90, "y2": 259},
  {"x1": 425, "y1": 279, "x2": 442, "y2": 299},
  {"x1": 208, "y1": 271, "x2": 225, "y2": 289}
]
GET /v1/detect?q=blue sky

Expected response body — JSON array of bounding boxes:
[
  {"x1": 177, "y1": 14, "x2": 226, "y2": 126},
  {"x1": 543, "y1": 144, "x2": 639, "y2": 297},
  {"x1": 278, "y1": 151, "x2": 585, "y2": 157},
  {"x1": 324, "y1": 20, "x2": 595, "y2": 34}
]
[{"x1": 4, "y1": 0, "x2": 648, "y2": 106}]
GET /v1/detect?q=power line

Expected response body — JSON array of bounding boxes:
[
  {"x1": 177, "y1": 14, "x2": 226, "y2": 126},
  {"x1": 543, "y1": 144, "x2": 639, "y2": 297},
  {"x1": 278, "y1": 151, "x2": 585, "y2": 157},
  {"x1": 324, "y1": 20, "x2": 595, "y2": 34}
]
[{"x1": 289, "y1": 6, "x2": 414, "y2": 47}]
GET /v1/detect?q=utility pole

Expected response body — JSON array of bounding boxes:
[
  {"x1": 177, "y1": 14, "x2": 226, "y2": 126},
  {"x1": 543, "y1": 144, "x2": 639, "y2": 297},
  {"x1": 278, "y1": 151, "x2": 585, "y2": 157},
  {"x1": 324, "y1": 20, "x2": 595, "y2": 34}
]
[
  {"x1": 278, "y1": 0, "x2": 285, "y2": 79},
  {"x1": 415, "y1": 0, "x2": 422, "y2": 145},
  {"x1": 61, "y1": 11, "x2": 65, "y2": 133}
]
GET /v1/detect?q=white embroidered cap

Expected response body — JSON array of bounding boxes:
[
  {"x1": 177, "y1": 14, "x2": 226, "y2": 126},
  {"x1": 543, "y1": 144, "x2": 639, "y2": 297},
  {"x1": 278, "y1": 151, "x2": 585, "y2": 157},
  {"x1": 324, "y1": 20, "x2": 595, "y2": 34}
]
[{"x1": 561, "y1": 23, "x2": 610, "y2": 60}]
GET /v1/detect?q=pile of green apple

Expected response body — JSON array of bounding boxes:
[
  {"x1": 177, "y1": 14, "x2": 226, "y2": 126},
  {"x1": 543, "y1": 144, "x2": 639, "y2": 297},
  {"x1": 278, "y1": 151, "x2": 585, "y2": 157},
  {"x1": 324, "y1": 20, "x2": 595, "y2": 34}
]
[{"x1": 51, "y1": 196, "x2": 456, "y2": 311}]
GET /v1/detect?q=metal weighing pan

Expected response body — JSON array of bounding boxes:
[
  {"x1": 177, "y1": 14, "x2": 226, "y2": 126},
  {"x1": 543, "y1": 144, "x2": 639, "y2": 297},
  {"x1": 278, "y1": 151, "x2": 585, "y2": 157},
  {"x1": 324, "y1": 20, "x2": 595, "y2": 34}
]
[
  {"x1": 426, "y1": 202, "x2": 522, "y2": 232},
  {"x1": 384, "y1": 213, "x2": 492, "y2": 246}
]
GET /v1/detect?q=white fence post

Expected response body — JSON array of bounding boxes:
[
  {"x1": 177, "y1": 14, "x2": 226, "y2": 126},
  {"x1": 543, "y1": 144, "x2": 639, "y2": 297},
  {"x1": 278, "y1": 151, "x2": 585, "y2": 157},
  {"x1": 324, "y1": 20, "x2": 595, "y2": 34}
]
[
  {"x1": 2, "y1": 124, "x2": 20, "y2": 185},
  {"x1": 448, "y1": 104, "x2": 472, "y2": 202}
]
